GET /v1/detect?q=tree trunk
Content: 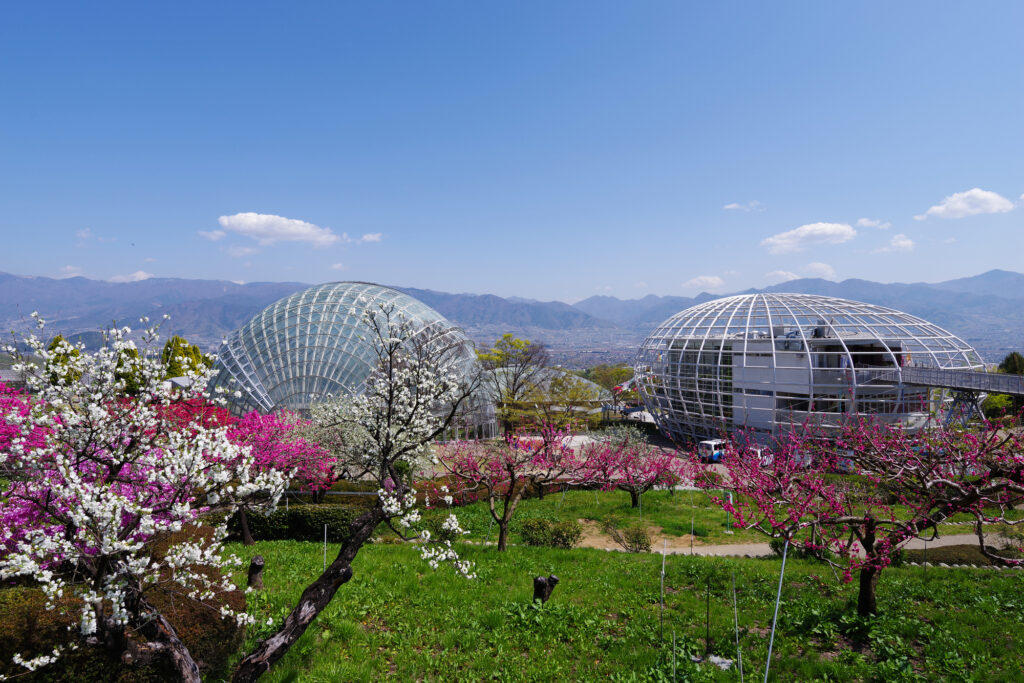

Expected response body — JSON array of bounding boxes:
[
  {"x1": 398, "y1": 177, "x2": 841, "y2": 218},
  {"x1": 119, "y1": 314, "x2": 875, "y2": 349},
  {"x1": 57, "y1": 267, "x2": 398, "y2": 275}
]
[
  {"x1": 238, "y1": 508, "x2": 255, "y2": 546},
  {"x1": 497, "y1": 522, "x2": 510, "y2": 551},
  {"x1": 857, "y1": 520, "x2": 880, "y2": 617},
  {"x1": 232, "y1": 507, "x2": 384, "y2": 682},
  {"x1": 121, "y1": 581, "x2": 201, "y2": 682},
  {"x1": 628, "y1": 489, "x2": 641, "y2": 509},
  {"x1": 857, "y1": 565, "x2": 879, "y2": 617}
]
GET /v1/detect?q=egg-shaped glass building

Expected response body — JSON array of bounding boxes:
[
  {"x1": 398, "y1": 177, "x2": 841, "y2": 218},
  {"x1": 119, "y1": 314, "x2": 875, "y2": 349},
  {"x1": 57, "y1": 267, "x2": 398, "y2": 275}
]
[
  {"x1": 634, "y1": 293, "x2": 984, "y2": 442},
  {"x1": 210, "y1": 282, "x2": 495, "y2": 436}
]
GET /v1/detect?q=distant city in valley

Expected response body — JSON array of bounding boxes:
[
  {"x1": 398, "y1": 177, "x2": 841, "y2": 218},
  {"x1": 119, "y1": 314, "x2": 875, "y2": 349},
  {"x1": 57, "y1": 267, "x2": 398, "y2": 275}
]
[{"x1": 3, "y1": 269, "x2": 1022, "y2": 367}]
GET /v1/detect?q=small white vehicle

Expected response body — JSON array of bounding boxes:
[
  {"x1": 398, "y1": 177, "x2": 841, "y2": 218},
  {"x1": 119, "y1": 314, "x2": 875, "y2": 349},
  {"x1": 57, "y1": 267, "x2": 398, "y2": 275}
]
[
  {"x1": 750, "y1": 447, "x2": 773, "y2": 467},
  {"x1": 697, "y1": 439, "x2": 727, "y2": 463}
]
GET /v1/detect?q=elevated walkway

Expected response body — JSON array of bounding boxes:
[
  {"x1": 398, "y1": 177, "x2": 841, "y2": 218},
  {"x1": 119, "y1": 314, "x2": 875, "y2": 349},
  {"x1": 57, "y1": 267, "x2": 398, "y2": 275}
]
[{"x1": 896, "y1": 367, "x2": 1024, "y2": 396}]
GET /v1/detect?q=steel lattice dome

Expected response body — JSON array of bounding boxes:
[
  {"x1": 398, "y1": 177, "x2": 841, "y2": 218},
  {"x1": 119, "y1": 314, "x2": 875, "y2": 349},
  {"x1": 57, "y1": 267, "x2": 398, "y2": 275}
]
[
  {"x1": 209, "y1": 282, "x2": 490, "y2": 428},
  {"x1": 634, "y1": 293, "x2": 984, "y2": 442}
]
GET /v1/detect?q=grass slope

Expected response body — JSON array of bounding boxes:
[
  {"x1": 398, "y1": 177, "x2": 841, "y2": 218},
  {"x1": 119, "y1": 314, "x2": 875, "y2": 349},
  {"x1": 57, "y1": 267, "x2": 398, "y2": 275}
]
[{"x1": 230, "y1": 541, "x2": 1024, "y2": 682}]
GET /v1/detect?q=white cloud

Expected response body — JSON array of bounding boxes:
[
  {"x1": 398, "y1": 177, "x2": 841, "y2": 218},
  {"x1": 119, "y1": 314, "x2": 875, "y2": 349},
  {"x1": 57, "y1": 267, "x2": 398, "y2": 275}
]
[
  {"x1": 108, "y1": 270, "x2": 153, "y2": 283},
  {"x1": 199, "y1": 229, "x2": 227, "y2": 241},
  {"x1": 58, "y1": 265, "x2": 82, "y2": 278},
  {"x1": 231, "y1": 280, "x2": 246, "y2": 285},
  {"x1": 804, "y1": 262, "x2": 836, "y2": 279},
  {"x1": 875, "y1": 233, "x2": 915, "y2": 253},
  {"x1": 75, "y1": 227, "x2": 114, "y2": 244},
  {"x1": 914, "y1": 188, "x2": 1014, "y2": 220},
  {"x1": 218, "y1": 212, "x2": 340, "y2": 247},
  {"x1": 356, "y1": 232, "x2": 382, "y2": 243},
  {"x1": 943, "y1": 237, "x2": 957, "y2": 244},
  {"x1": 330, "y1": 262, "x2": 347, "y2": 271},
  {"x1": 634, "y1": 281, "x2": 648, "y2": 288},
  {"x1": 856, "y1": 217, "x2": 891, "y2": 230},
  {"x1": 723, "y1": 200, "x2": 762, "y2": 212},
  {"x1": 765, "y1": 270, "x2": 799, "y2": 283},
  {"x1": 760, "y1": 222, "x2": 856, "y2": 254},
  {"x1": 227, "y1": 245, "x2": 260, "y2": 258},
  {"x1": 682, "y1": 275, "x2": 725, "y2": 291},
  {"x1": 143, "y1": 256, "x2": 157, "y2": 263}
]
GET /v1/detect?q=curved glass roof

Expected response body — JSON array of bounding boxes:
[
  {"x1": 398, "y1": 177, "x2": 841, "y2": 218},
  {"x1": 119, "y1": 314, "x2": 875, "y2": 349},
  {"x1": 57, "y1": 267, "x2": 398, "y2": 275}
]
[
  {"x1": 637, "y1": 293, "x2": 982, "y2": 370},
  {"x1": 634, "y1": 293, "x2": 984, "y2": 441},
  {"x1": 210, "y1": 282, "x2": 479, "y2": 415}
]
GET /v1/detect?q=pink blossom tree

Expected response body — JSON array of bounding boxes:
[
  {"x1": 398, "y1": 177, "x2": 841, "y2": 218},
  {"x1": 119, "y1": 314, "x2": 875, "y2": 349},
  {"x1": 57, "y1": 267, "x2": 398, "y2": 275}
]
[
  {"x1": 690, "y1": 418, "x2": 1024, "y2": 616},
  {"x1": 439, "y1": 423, "x2": 595, "y2": 551},
  {"x1": 584, "y1": 426, "x2": 679, "y2": 508},
  {"x1": 228, "y1": 411, "x2": 337, "y2": 544},
  {"x1": 0, "y1": 317, "x2": 287, "y2": 681}
]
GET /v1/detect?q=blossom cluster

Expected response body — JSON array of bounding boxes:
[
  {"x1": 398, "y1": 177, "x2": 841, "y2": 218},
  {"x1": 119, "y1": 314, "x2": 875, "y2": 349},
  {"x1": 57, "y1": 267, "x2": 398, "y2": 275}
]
[{"x1": 0, "y1": 317, "x2": 287, "y2": 673}]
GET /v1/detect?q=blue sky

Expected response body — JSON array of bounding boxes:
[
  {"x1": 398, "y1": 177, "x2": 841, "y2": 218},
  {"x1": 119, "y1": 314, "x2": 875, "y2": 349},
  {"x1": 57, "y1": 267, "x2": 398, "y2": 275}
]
[{"x1": 2, "y1": 2, "x2": 1022, "y2": 302}]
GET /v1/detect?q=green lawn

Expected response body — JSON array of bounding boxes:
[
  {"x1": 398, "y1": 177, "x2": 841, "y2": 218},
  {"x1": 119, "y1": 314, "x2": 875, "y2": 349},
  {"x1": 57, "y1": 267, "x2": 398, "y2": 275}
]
[
  {"x1": 416, "y1": 488, "x2": 769, "y2": 548},
  {"x1": 229, "y1": 540, "x2": 1024, "y2": 682}
]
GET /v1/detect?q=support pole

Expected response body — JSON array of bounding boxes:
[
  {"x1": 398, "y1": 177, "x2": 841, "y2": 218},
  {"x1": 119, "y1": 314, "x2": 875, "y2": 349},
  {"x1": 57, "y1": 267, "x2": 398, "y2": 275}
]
[
  {"x1": 764, "y1": 538, "x2": 789, "y2": 683},
  {"x1": 660, "y1": 540, "x2": 667, "y2": 641},
  {"x1": 705, "y1": 577, "x2": 711, "y2": 658},
  {"x1": 732, "y1": 569, "x2": 744, "y2": 683}
]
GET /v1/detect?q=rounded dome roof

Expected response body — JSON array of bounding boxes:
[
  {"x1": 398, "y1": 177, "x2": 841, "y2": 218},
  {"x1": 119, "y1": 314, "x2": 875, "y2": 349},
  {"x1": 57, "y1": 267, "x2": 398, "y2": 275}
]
[
  {"x1": 636, "y1": 293, "x2": 982, "y2": 370},
  {"x1": 210, "y1": 281, "x2": 476, "y2": 413}
]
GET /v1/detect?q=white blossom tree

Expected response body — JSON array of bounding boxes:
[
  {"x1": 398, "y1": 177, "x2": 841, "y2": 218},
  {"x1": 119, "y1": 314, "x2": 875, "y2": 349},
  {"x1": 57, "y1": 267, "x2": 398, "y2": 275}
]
[
  {"x1": 0, "y1": 315, "x2": 286, "y2": 682},
  {"x1": 231, "y1": 302, "x2": 482, "y2": 682}
]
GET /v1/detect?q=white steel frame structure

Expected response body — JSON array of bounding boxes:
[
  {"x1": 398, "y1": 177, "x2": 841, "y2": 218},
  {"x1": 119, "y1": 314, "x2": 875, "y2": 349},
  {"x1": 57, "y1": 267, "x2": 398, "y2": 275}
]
[
  {"x1": 634, "y1": 293, "x2": 985, "y2": 443},
  {"x1": 210, "y1": 281, "x2": 496, "y2": 438}
]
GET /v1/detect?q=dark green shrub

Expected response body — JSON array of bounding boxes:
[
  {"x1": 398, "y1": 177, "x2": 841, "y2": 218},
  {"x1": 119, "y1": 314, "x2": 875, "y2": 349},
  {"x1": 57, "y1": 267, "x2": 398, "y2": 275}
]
[
  {"x1": 228, "y1": 505, "x2": 367, "y2": 543},
  {"x1": 769, "y1": 538, "x2": 834, "y2": 561},
  {"x1": 425, "y1": 513, "x2": 463, "y2": 544},
  {"x1": 520, "y1": 518, "x2": 554, "y2": 546},
  {"x1": 902, "y1": 543, "x2": 1023, "y2": 566},
  {"x1": 603, "y1": 520, "x2": 651, "y2": 553},
  {"x1": 548, "y1": 520, "x2": 583, "y2": 549}
]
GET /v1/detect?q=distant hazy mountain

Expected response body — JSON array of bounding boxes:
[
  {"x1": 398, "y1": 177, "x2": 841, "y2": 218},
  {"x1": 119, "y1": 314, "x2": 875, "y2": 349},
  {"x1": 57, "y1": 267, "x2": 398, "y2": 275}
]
[
  {"x1": 569, "y1": 270, "x2": 1024, "y2": 362},
  {"x1": 2, "y1": 270, "x2": 1021, "y2": 362},
  {"x1": 932, "y1": 269, "x2": 1024, "y2": 299},
  {"x1": 0, "y1": 274, "x2": 614, "y2": 351},
  {"x1": 397, "y1": 287, "x2": 616, "y2": 330},
  {"x1": 0, "y1": 273, "x2": 307, "y2": 348}
]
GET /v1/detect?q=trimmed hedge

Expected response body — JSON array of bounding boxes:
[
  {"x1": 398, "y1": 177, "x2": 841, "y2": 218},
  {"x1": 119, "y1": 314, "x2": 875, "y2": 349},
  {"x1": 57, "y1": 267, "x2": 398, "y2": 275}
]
[
  {"x1": 902, "y1": 543, "x2": 1023, "y2": 567},
  {"x1": 228, "y1": 504, "x2": 369, "y2": 543}
]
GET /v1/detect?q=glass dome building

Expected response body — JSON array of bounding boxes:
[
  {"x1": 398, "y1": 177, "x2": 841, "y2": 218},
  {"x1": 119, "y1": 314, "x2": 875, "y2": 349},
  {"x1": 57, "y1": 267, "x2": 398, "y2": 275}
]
[
  {"x1": 634, "y1": 293, "x2": 984, "y2": 442},
  {"x1": 210, "y1": 282, "x2": 495, "y2": 436}
]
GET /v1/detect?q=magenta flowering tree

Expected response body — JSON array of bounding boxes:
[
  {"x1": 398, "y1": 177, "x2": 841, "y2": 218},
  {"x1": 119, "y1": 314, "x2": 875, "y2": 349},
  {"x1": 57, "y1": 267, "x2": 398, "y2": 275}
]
[
  {"x1": 0, "y1": 316, "x2": 287, "y2": 681},
  {"x1": 0, "y1": 383, "x2": 49, "y2": 476},
  {"x1": 228, "y1": 411, "x2": 337, "y2": 544},
  {"x1": 584, "y1": 426, "x2": 678, "y2": 508},
  {"x1": 440, "y1": 423, "x2": 596, "y2": 551},
  {"x1": 689, "y1": 419, "x2": 1024, "y2": 616}
]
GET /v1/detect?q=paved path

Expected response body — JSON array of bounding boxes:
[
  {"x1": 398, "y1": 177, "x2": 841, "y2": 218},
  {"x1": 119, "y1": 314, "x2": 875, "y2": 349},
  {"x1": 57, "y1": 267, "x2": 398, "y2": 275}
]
[{"x1": 662, "y1": 533, "x2": 992, "y2": 557}]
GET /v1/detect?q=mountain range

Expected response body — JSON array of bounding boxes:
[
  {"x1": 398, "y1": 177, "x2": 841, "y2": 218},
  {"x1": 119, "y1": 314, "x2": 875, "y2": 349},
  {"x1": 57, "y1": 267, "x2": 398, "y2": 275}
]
[{"x1": 2, "y1": 269, "x2": 1023, "y2": 364}]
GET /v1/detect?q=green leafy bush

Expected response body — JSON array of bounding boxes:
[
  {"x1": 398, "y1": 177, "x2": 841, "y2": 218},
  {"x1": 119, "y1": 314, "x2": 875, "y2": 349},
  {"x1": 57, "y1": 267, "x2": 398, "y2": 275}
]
[
  {"x1": 228, "y1": 505, "x2": 366, "y2": 543},
  {"x1": 603, "y1": 520, "x2": 651, "y2": 553},
  {"x1": 519, "y1": 518, "x2": 582, "y2": 549},
  {"x1": 520, "y1": 518, "x2": 554, "y2": 547},
  {"x1": 425, "y1": 513, "x2": 463, "y2": 544},
  {"x1": 769, "y1": 538, "x2": 834, "y2": 561},
  {"x1": 548, "y1": 520, "x2": 583, "y2": 549}
]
